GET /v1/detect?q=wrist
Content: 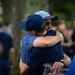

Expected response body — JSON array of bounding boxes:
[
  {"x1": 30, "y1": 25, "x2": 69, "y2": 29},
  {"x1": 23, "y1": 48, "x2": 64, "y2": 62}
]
[{"x1": 60, "y1": 59, "x2": 65, "y2": 67}]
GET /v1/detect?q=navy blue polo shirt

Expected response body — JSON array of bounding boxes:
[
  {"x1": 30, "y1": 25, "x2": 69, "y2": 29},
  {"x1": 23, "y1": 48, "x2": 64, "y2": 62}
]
[
  {"x1": 44, "y1": 30, "x2": 64, "y2": 63},
  {"x1": 21, "y1": 30, "x2": 64, "y2": 75},
  {"x1": 0, "y1": 32, "x2": 14, "y2": 61}
]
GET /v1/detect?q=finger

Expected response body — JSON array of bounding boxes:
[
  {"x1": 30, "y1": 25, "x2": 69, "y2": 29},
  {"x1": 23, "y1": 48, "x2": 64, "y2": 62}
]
[
  {"x1": 53, "y1": 63, "x2": 58, "y2": 73},
  {"x1": 53, "y1": 63, "x2": 56, "y2": 71},
  {"x1": 57, "y1": 64, "x2": 61, "y2": 73},
  {"x1": 57, "y1": 63, "x2": 63, "y2": 74}
]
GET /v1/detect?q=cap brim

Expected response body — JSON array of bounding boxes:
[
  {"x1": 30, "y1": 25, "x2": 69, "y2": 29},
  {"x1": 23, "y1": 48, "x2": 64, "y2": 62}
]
[
  {"x1": 44, "y1": 15, "x2": 58, "y2": 21},
  {"x1": 18, "y1": 21, "x2": 27, "y2": 30}
]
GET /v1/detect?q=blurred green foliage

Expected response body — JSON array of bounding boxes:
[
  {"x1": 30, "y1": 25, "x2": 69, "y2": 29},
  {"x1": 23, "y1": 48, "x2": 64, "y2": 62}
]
[{"x1": 51, "y1": 0, "x2": 75, "y2": 29}]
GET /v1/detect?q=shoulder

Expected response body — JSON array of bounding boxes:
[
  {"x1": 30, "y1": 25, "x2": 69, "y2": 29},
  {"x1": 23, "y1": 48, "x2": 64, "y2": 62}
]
[
  {"x1": 21, "y1": 34, "x2": 39, "y2": 51},
  {"x1": 0, "y1": 32, "x2": 12, "y2": 39},
  {"x1": 46, "y1": 29, "x2": 56, "y2": 36},
  {"x1": 22, "y1": 34, "x2": 39, "y2": 43},
  {"x1": 49, "y1": 29, "x2": 56, "y2": 33}
]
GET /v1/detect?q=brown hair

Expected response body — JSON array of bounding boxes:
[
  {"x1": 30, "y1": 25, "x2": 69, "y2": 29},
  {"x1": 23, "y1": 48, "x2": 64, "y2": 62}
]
[{"x1": 57, "y1": 20, "x2": 66, "y2": 26}]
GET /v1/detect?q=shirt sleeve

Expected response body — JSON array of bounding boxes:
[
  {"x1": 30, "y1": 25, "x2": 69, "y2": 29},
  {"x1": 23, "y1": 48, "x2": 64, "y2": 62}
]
[
  {"x1": 21, "y1": 34, "x2": 39, "y2": 63},
  {"x1": 22, "y1": 34, "x2": 39, "y2": 51}
]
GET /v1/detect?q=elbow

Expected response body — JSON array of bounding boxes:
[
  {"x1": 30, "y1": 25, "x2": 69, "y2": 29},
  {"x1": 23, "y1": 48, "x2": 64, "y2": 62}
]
[
  {"x1": 19, "y1": 66, "x2": 24, "y2": 75},
  {"x1": 20, "y1": 69, "x2": 26, "y2": 75},
  {"x1": 20, "y1": 70, "x2": 28, "y2": 75},
  {"x1": 20, "y1": 70, "x2": 24, "y2": 75},
  {"x1": 19, "y1": 65, "x2": 29, "y2": 75},
  {"x1": 43, "y1": 42, "x2": 50, "y2": 48},
  {"x1": 20, "y1": 70, "x2": 23, "y2": 75},
  {"x1": 19, "y1": 63, "x2": 25, "y2": 75}
]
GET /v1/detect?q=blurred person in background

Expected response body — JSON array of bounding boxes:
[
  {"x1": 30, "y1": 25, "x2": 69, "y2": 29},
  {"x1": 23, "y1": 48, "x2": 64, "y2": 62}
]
[
  {"x1": 68, "y1": 30, "x2": 75, "y2": 75},
  {"x1": 2, "y1": 22, "x2": 14, "y2": 39},
  {"x1": 0, "y1": 23, "x2": 3, "y2": 56},
  {"x1": 0, "y1": 42, "x2": 3, "y2": 57},
  {"x1": 56, "y1": 20, "x2": 74, "y2": 58},
  {"x1": 71, "y1": 30, "x2": 75, "y2": 54},
  {"x1": 0, "y1": 22, "x2": 15, "y2": 75}
]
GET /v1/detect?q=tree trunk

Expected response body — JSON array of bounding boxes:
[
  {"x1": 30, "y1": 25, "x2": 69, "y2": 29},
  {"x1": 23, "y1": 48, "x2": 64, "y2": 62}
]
[
  {"x1": 1, "y1": 0, "x2": 13, "y2": 23},
  {"x1": 13, "y1": 0, "x2": 26, "y2": 57},
  {"x1": 48, "y1": 0, "x2": 54, "y2": 15}
]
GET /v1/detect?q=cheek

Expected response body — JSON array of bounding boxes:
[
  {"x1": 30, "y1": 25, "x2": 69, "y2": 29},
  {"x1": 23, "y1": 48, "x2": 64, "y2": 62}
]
[
  {"x1": 46, "y1": 26, "x2": 48, "y2": 29},
  {"x1": 46, "y1": 25, "x2": 52, "y2": 28},
  {"x1": 59, "y1": 26, "x2": 64, "y2": 30}
]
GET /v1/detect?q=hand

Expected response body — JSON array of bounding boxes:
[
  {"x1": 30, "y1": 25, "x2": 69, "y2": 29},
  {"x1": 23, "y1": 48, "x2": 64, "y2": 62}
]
[
  {"x1": 73, "y1": 42, "x2": 75, "y2": 45},
  {"x1": 53, "y1": 62, "x2": 64, "y2": 74},
  {"x1": 20, "y1": 40, "x2": 22, "y2": 47},
  {"x1": 67, "y1": 42, "x2": 72, "y2": 47},
  {"x1": 56, "y1": 31, "x2": 63, "y2": 42}
]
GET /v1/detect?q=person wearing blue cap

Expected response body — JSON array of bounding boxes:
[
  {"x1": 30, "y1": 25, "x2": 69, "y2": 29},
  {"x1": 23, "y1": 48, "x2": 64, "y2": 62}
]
[
  {"x1": 64, "y1": 30, "x2": 75, "y2": 75},
  {"x1": 19, "y1": 14, "x2": 71, "y2": 75},
  {"x1": 35, "y1": 10, "x2": 58, "y2": 31}
]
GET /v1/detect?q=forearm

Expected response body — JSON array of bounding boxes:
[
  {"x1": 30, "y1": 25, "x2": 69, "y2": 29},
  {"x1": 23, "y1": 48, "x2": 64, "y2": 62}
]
[
  {"x1": 21, "y1": 70, "x2": 29, "y2": 75},
  {"x1": 62, "y1": 42, "x2": 72, "y2": 47},
  {"x1": 33, "y1": 36, "x2": 61, "y2": 48},
  {"x1": 19, "y1": 58, "x2": 30, "y2": 75},
  {"x1": 10, "y1": 47, "x2": 15, "y2": 64},
  {"x1": 63, "y1": 54, "x2": 71, "y2": 67},
  {"x1": 73, "y1": 42, "x2": 75, "y2": 45}
]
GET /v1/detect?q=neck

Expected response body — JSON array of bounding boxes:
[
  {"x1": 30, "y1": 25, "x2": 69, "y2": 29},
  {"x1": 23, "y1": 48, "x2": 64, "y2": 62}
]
[
  {"x1": 28, "y1": 31, "x2": 36, "y2": 35},
  {"x1": 28, "y1": 30, "x2": 47, "y2": 36},
  {"x1": 36, "y1": 30, "x2": 47, "y2": 36}
]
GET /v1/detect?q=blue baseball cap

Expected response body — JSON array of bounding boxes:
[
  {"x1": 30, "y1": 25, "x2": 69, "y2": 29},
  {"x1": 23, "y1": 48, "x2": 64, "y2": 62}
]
[
  {"x1": 19, "y1": 14, "x2": 46, "y2": 32},
  {"x1": 35, "y1": 10, "x2": 58, "y2": 21}
]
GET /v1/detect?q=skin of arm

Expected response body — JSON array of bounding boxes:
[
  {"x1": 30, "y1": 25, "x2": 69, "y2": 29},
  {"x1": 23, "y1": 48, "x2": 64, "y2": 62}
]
[
  {"x1": 63, "y1": 54, "x2": 71, "y2": 67},
  {"x1": 62, "y1": 40, "x2": 72, "y2": 47},
  {"x1": 61, "y1": 36, "x2": 72, "y2": 47},
  {"x1": 9, "y1": 47, "x2": 15, "y2": 74},
  {"x1": 20, "y1": 54, "x2": 71, "y2": 75},
  {"x1": 73, "y1": 42, "x2": 75, "y2": 45},
  {"x1": 19, "y1": 58, "x2": 30, "y2": 75},
  {"x1": 52, "y1": 54, "x2": 71, "y2": 74},
  {"x1": 10, "y1": 47, "x2": 15, "y2": 65},
  {"x1": 33, "y1": 31, "x2": 63, "y2": 48}
]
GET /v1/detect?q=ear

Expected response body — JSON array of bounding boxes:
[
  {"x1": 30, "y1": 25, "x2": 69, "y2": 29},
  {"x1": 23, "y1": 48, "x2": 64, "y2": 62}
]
[
  {"x1": 32, "y1": 31, "x2": 36, "y2": 35},
  {"x1": 30, "y1": 30, "x2": 36, "y2": 35}
]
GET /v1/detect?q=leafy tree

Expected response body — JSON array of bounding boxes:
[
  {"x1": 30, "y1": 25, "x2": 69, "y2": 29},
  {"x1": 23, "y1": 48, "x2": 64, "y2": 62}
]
[{"x1": 48, "y1": 0, "x2": 75, "y2": 28}]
